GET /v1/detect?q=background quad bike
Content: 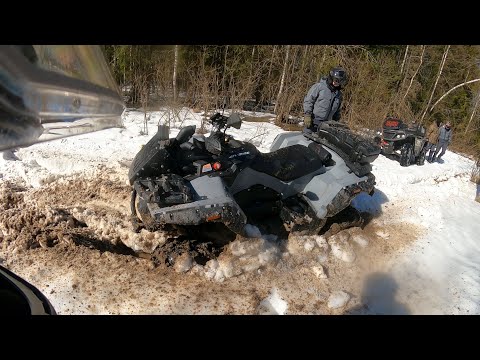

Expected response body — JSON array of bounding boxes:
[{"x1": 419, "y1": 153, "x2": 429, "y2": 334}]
[{"x1": 376, "y1": 118, "x2": 428, "y2": 167}]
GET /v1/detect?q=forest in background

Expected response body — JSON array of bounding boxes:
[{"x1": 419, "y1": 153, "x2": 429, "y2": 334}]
[{"x1": 101, "y1": 45, "x2": 480, "y2": 160}]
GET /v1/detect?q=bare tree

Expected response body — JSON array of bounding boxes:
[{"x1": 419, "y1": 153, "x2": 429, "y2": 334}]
[
  {"x1": 318, "y1": 46, "x2": 328, "y2": 77},
  {"x1": 400, "y1": 45, "x2": 409, "y2": 74},
  {"x1": 173, "y1": 45, "x2": 179, "y2": 103},
  {"x1": 465, "y1": 92, "x2": 480, "y2": 135},
  {"x1": 403, "y1": 45, "x2": 425, "y2": 101},
  {"x1": 465, "y1": 90, "x2": 480, "y2": 134},
  {"x1": 133, "y1": 72, "x2": 151, "y2": 135},
  {"x1": 421, "y1": 45, "x2": 450, "y2": 122},
  {"x1": 267, "y1": 46, "x2": 276, "y2": 82},
  {"x1": 181, "y1": 46, "x2": 220, "y2": 129},
  {"x1": 429, "y1": 78, "x2": 480, "y2": 113},
  {"x1": 106, "y1": 44, "x2": 480, "y2": 157},
  {"x1": 274, "y1": 45, "x2": 290, "y2": 115}
]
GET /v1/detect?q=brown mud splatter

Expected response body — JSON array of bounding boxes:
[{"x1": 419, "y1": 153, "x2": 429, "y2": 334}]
[{"x1": 0, "y1": 174, "x2": 423, "y2": 314}]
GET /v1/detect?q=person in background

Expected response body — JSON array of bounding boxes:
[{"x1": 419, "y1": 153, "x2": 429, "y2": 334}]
[
  {"x1": 303, "y1": 66, "x2": 348, "y2": 132},
  {"x1": 433, "y1": 121, "x2": 453, "y2": 162},
  {"x1": 425, "y1": 119, "x2": 441, "y2": 163}
]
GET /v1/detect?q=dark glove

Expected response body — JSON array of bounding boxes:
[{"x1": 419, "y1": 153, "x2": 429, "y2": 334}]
[{"x1": 304, "y1": 114, "x2": 312, "y2": 127}]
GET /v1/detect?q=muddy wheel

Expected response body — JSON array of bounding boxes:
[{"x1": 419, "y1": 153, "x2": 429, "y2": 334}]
[
  {"x1": 400, "y1": 143, "x2": 413, "y2": 167},
  {"x1": 321, "y1": 205, "x2": 364, "y2": 238},
  {"x1": 290, "y1": 205, "x2": 327, "y2": 235},
  {"x1": 130, "y1": 189, "x2": 154, "y2": 228},
  {"x1": 131, "y1": 189, "x2": 182, "y2": 236},
  {"x1": 416, "y1": 149, "x2": 426, "y2": 166},
  {"x1": 187, "y1": 223, "x2": 237, "y2": 247}
]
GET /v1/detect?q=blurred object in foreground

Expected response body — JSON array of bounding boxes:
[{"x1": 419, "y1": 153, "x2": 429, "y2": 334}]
[{"x1": 0, "y1": 45, "x2": 125, "y2": 151}]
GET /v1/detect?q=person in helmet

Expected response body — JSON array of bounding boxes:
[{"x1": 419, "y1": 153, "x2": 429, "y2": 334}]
[{"x1": 303, "y1": 66, "x2": 348, "y2": 132}]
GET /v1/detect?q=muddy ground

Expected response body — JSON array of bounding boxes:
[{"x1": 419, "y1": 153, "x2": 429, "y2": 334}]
[{"x1": 0, "y1": 169, "x2": 422, "y2": 315}]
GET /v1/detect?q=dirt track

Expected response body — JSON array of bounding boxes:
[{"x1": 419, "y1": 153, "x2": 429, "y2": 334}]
[{"x1": 0, "y1": 170, "x2": 423, "y2": 314}]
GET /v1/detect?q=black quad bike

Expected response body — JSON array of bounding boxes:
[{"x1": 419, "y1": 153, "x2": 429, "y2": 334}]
[
  {"x1": 128, "y1": 113, "x2": 381, "y2": 237},
  {"x1": 378, "y1": 117, "x2": 428, "y2": 167}
]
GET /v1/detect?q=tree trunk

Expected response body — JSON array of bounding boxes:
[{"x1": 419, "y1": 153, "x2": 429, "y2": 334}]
[
  {"x1": 403, "y1": 45, "x2": 425, "y2": 101},
  {"x1": 430, "y1": 78, "x2": 480, "y2": 112},
  {"x1": 302, "y1": 45, "x2": 309, "y2": 64},
  {"x1": 112, "y1": 45, "x2": 117, "y2": 68},
  {"x1": 250, "y1": 45, "x2": 255, "y2": 76},
  {"x1": 249, "y1": 45, "x2": 256, "y2": 88},
  {"x1": 220, "y1": 45, "x2": 229, "y2": 108},
  {"x1": 400, "y1": 45, "x2": 409, "y2": 74},
  {"x1": 319, "y1": 46, "x2": 328, "y2": 81},
  {"x1": 274, "y1": 45, "x2": 290, "y2": 114},
  {"x1": 421, "y1": 45, "x2": 450, "y2": 122},
  {"x1": 173, "y1": 45, "x2": 179, "y2": 103},
  {"x1": 267, "y1": 46, "x2": 276, "y2": 84},
  {"x1": 465, "y1": 91, "x2": 480, "y2": 134}
]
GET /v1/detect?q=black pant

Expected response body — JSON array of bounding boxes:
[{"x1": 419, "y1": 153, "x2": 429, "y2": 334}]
[
  {"x1": 434, "y1": 140, "x2": 449, "y2": 159},
  {"x1": 425, "y1": 142, "x2": 436, "y2": 161}
]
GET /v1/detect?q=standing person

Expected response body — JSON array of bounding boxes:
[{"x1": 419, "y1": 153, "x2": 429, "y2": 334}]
[
  {"x1": 433, "y1": 121, "x2": 453, "y2": 161},
  {"x1": 303, "y1": 66, "x2": 348, "y2": 132},
  {"x1": 425, "y1": 120, "x2": 441, "y2": 163}
]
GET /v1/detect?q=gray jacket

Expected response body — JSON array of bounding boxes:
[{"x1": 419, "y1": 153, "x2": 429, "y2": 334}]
[
  {"x1": 438, "y1": 126, "x2": 453, "y2": 144},
  {"x1": 303, "y1": 77, "x2": 342, "y2": 123}
]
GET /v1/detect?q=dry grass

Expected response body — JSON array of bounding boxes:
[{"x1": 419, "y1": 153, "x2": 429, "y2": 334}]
[
  {"x1": 242, "y1": 116, "x2": 276, "y2": 123},
  {"x1": 277, "y1": 123, "x2": 304, "y2": 131}
]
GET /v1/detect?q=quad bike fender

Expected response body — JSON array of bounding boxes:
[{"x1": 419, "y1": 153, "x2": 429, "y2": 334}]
[
  {"x1": 301, "y1": 169, "x2": 375, "y2": 219},
  {"x1": 270, "y1": 131, "x2": 375, "y2": 219},
  {"x1": 147, "y1": 175, "x2": 248, "y2": 235},
  {"x1": 270, "y1": 131, "x2": 304, "y2": 151}
]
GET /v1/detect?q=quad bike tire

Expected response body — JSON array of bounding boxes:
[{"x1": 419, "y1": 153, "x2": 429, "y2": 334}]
[
  {"x1": 130, "y1": 188, "x2": 155, "y2": 230},
  {"x1": 400, "y1": 143, "x2": 413, "y2": 167},
  {"x1": 416, "y1": 149, "x2": 426, "y2": 166}
]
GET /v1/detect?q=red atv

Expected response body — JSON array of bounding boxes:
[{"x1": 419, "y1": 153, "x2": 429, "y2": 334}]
[{"x1": 378, "y1": 117, "x2": 427, "y2": 167}]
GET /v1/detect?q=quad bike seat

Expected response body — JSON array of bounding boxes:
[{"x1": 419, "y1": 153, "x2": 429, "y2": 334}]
[{"x1": 250, "y1": 144, "x2": 327, "y2": 181}]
